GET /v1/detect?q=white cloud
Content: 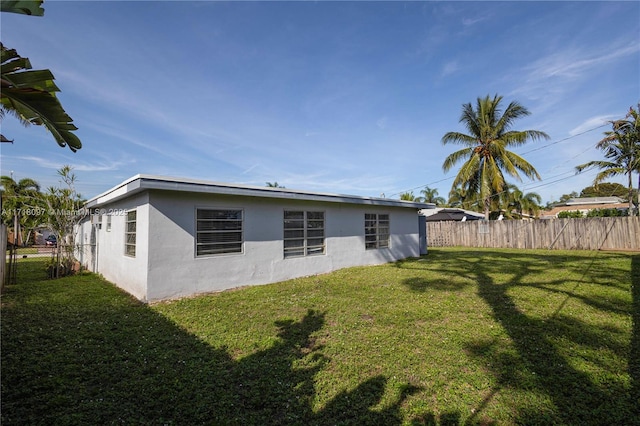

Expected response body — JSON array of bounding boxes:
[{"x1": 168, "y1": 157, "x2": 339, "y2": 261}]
[
  {"x1": 241, "y1": 164, "x2": 260, "y2": 175},
  {"x1": 441, "y1": 61, "x2": 459, "y2": 77},
  {"x1": 508, "y1": 40, "x2": 640, "y2": 112},
  {"x1": 530, "y1": 43, "x2": 639, "y2": 80},
  {"x1": 462, "y1": 15, "x2": 488, "y2": 27},
  {"x1": 11, "y1": 155, "x2": 134, "y2": 173},
  {"x1": 568, "y1": 116, "x2": 615, "y2": 136},
  {"x1": 518, "y1": 42, "x2": 639, "y2": 94}
]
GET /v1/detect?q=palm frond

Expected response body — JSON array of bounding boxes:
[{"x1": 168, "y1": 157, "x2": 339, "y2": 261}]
[
  {"x1": 442, "y1": 147, "x2": 474, "y2": 172},
  {"x1": 451, "y1": 155, "x2": 480, "y2": 190},
  {"x1": 593, "y1": 167, "x2": 626, "y2": 184},
  {"x1": 441, "y1": 131, "x2": 476, "y2": 146},
  {"x1": 460, "y1": 102, "x2": 481, "y2": 137},
  {"x1": 503, "y1": 151, "x2": 542, "y2": 180},
  {"x1": 497, "y1": 100, "x2": 529, "y2": 132},
  {"x1": 501, "y1": 129, "x2": 549, "y2": 147}
]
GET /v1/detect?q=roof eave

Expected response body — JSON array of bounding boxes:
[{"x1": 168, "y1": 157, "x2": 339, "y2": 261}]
[{"x1": 85, "y1": 175, "x2": 435, "y2": 210}]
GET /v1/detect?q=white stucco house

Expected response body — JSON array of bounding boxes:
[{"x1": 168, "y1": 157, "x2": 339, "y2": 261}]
[{"x1": 75, "y1": 175, "x2": 434, "y2": 302}]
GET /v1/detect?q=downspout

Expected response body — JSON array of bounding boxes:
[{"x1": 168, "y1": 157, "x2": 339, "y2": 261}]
[
  {"x1": 78, "y1": 223, "x2": 83, "y2": 270},
  {"x1": 95, "y1": 222, "x2": 99, "y2": 273}
]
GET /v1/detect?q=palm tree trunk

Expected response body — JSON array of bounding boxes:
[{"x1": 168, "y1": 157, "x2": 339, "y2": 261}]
[
  {"x1": 484, "y1": 197, "x2": 491, "y2": 220},
  {"x1": 14, "y1": 213, "x2": 21, "y2": 246}
]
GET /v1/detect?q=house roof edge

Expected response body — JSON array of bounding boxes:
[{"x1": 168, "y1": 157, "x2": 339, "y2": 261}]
[{"x1": 85, "y1": 174, "x2": 435, "y2": 210}]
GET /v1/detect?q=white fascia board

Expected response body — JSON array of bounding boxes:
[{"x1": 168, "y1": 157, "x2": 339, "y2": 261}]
[
  {"x1": 85, "y1": 174, "x2": 435, "y2": 210},
  {"x1": 85, "y1": 175, "x2": 143, "y2": 208}
]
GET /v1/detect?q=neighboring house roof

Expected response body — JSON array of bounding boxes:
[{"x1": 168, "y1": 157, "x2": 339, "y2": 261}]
[
  {"x1": 420, "y1": 208, "x2": 484, "y2": 222},
  {"x1": 542, "y1": 202, "x2": 628, "y2": 218},
  {"x1": 562, "y1": 196, "x2": 624, "y2": 206},
  {"x1": 85, "y1": 174, "x2": 435, "y2": 210}
]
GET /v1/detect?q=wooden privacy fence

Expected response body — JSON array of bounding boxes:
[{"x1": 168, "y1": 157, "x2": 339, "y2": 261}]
[{"x1": 426, "y1": 216, "x2": 640, "y2": 251}]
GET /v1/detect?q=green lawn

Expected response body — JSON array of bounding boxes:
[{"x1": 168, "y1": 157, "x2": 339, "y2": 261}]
[{"x1": 2, "y1": 248, "x2": 639, "y2": 425}]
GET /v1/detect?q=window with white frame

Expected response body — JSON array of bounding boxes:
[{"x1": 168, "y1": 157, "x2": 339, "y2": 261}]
[
  {"x1": 365, "y1": 213, "x2": 389, "y2": 249},
  {"x1": 196, "y1": 209, "x2": 243, "y2": 256},
  {"x1": 106, "y1": 214, "x2": 112, "y2": 232},
  {"x1": 283, "y1": 211, "x2": 325, "y2": 258},
  {"x1": 125, "y1": 210, "x2": 137, "y2": 257}
]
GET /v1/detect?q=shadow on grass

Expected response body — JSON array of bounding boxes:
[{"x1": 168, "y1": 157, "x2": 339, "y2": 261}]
[
  {"x1": 403, "y1": 276, "x2": 470, "y2": 292},
  {"x1": 400, "y1": 249, "x2": 638, "y2": 425},
  {"x1": 1, "y1": 260, "x2": 417, "y2": 425},
  {"x1": 631, "y1": 255, "x2": 640, "y2": 413}
]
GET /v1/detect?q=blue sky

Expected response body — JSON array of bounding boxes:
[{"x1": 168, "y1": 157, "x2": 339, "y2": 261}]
[{"x1": 1, "y1": 1, "x2": 639, "y2": 205}]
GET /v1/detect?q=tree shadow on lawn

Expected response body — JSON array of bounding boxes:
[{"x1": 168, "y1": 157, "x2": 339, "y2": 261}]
[
  {"x1": 1, "y1": 263, "x2": 418, "y2": 425},
  {"x1": 399, "y1": 249, "x2": 638, "y2": 425},
  {"x1": 631, "y1": 255, "x2": 640, "y2": 416}
]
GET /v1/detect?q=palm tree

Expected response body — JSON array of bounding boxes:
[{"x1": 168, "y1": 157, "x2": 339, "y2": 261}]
[
  {"x1": 576, "y1": 104, "x2": 640, "y2": 215},
  {"x1": 419, "y1": 186, "x2": 446, "y2": 206},
  {"x1": 446, "y1": 187, "x2": 464, "y2": 208},
  {"x1": 442, "y1": 95, "x2": 549, "y2": 219},
  {"x1": 507, "y1": 184, "x2": 542, "y2": 219},
  {"x1": 266, "y1": 182, "x2": 285, "y2": 188},
  {"x1": 399, "y1": 192, "x2": 417, "y2": 201},
  {"x1": 0, "y1": 2, "x2": 81, "y2": 151},
  {"x1": 1, "y1": 175, "x2": 42, "y2": 245},
  {"x1": 446, "y1": 186, "x2": 468, "y2": 208}
]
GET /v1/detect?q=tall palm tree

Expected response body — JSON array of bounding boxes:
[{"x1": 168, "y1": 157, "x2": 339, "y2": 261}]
[
  {"x1": 1, "y1": 175, "x2": 42, "y2": 245},
  {"x1": 442, "y1": 95, "x2": 549, "y2": 219},
  {"x1": 576, "y1": 104, "x2": 640, "y2": 215},
  {"x1": 419, "y1": 186, "x2": 446, "y2": 206},
  {"x1": 0, "y1": 1, "x2": 81, "y2": 151}
]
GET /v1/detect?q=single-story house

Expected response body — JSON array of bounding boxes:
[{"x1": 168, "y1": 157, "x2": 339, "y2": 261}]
[
  {"x1": 541, "y1": 196, "x2": 628, "y2": 219},
  {"x1": 75, "y1": 175, "x2": 434, "y2": 302},
  {"x1": 420, "y1": 207, "x2": 484, "y2": 222}
]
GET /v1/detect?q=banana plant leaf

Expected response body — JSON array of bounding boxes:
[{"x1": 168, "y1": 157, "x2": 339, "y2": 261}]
[
  {"x1": 0, "y1": 0, "x2": 44, "y2": 16},
  {"x1": 1, "y1": 42, "x2": 81, "y2": 151}
]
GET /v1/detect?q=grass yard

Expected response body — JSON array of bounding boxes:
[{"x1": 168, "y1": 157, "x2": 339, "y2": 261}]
[{"x1": 2, "y1": 248, "x2": 639, "y2": 425}]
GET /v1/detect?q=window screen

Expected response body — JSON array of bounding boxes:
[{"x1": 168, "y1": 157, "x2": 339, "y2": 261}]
[
  {"x1": 284, "y1": 211, "x2": 325, "y2": 258},
  {"x1": 196, "y1": 209, "x2": 243, "y2": 256},
  {"x1": 365, "y1": 213, "x2": 389, "y2": 249}
]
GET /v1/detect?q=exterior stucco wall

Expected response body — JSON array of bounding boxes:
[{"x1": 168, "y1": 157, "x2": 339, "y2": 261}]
[
  {"x1": 145, "y1": 190, "x2": 420, "y2": 301},
  {"x1": 77, "y1": 193, "x2": 150, "y2": 301}
]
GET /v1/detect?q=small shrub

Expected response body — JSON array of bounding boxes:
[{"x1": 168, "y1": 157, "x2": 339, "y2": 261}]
[
  {"x1": 586, "y1": 208, "x2": 628, "y2": 217},
  {"x1": 557, "y1": 210, "x2": 584, "y2": 218},
  {"x1": 44, "y1": 256, "x2": 78, "y2": 279}
]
